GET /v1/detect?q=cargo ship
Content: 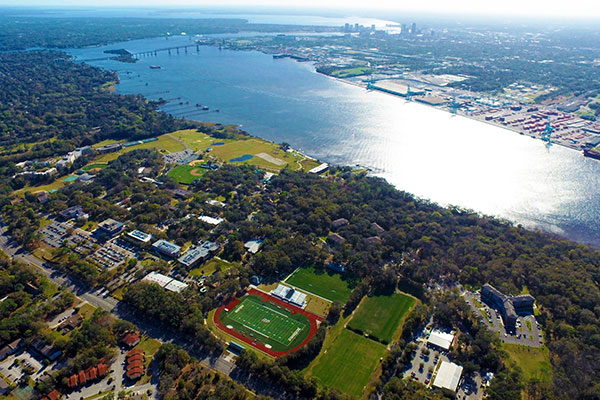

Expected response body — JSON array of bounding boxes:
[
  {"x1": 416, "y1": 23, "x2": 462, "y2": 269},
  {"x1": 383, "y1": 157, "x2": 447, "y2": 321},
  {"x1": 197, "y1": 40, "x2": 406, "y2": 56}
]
[{"x1": 583, "y1": 148, "x2": 600, "y2": 160}]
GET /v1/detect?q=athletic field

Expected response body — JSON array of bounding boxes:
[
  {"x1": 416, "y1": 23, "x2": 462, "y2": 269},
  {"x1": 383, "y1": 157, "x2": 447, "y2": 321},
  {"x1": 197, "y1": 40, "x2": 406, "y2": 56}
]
[
  {"x1": 285, "y1": 266, "x2": 353, "y2": 303},
  {"x1": 218, "y1": 294, "x2": 312, "y2": 353},
  {"x1": 311, "y1": 329, "x2": 386, "y2": 398},
  {"x1": 348, "y1": 293, "x2": 416, "y2": 343},
  {"x1": 167, "y1": 165, "x2": 205, "y2": 184}
]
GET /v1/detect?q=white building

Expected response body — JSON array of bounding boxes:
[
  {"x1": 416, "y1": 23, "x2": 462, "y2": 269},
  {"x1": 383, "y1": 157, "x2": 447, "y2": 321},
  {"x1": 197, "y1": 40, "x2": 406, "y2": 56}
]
[
  {"x1": 270, "y1": 284, "x2": 307, "y2": 308},
  {"x1": 308, "y1": 162, "x2": 329, "y2": 174},
  {"x1": 142, "y1": 271, "x2": 188, "y2": 293},
  {"x1": 427, "y1": 330, "x2": 455, "y2": 350},
  {"x1": 432, "y1": 361, "x2": 463, "y2": 393},
  {"x1": 244, "y1": 239, "x2": 263, "y2": 254},
  {"x1": 127, "y1": 230, "x2": 152, "y2": 244},
  {"x1": 198, "y1": 215, "x2": 224, "y2": 225}
]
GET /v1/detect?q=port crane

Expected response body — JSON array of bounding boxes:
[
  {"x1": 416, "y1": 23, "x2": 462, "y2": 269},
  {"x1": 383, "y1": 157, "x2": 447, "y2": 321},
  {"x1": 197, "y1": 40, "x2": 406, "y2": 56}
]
[
  {"x1": 366, "y1": 75, "x2": 376, "y2": 90},
  {"x1": 450, "y1": 98, "x2": 460, "y2": 114},
  {"x1": 541, "y1": 121, "x2": 553, "y2": 142},
  {"x1": 405, "y1": 84, "x2": 413, "y2": 101}
]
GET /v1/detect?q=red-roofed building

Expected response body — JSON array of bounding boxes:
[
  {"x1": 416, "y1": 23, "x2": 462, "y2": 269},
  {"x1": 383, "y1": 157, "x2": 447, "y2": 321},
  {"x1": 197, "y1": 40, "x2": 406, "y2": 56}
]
[
  {"x1": 126, "y1": 360, "x2": 143, "y2": 370},
  {"x1": 47, "y1": 389, "x2": 60, "y2": 400},
  {"x1": 97, "y1": 363, "x2": 108, "y2": 377},
  {"x1": 77, "y1": 370, "x2": 87, "y2": 385},
  {"x1": 126, "y1": 367, "x2": 143, "y2": 380},
  {"x1": 126, "y1": 353, "x2": 144, "y2": 364},
  {"x1": 127, "y1": 348, "x2": 144, "y2": 358},
  {"x1": 121, "y1": 332, "x2": 140, "y2": 348},
  {"x1": 67, "y1": 375, "x2": 78, "y2": 388},
  {"x1": 85, "y1": 366, "x2": 98, "y2": 381}
]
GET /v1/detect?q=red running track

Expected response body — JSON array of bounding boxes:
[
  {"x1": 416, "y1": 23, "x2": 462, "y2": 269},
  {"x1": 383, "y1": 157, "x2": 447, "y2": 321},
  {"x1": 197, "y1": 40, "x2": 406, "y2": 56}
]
[{"x1": 213, "y1": 287, "x2": 323, "y2": 357}]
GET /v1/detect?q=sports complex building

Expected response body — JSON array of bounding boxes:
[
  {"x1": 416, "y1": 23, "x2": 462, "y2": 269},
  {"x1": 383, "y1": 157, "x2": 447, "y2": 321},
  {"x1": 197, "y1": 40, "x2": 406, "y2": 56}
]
[{"x1": 270, "y1": 284, "x2": 307, "y2": 308}]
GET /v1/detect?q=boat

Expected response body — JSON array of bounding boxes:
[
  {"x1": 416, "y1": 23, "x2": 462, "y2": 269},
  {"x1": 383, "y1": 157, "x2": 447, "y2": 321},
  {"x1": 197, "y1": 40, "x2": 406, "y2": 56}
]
[
  {"x1": 202, "y1": 106, "x2": 209, "y2": 110},
  {"x1": 150, "y1": 65, "x2": 161, "y2": 69},
  {"x1": 583, "y1": 149, "x2": 600, "y2": 160}
]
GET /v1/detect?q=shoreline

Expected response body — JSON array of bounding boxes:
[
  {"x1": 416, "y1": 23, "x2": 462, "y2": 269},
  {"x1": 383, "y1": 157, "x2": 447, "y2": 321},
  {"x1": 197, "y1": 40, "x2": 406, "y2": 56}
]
[{"x1": 321, "y1": 72, "x2": 589, "y2": 155}]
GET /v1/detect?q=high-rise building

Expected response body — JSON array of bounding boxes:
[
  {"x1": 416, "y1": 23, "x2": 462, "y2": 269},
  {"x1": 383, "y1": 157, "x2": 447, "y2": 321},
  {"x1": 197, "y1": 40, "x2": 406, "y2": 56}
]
[{"x1": 411, "y1": 22, "x2": 417, "y2": 34}]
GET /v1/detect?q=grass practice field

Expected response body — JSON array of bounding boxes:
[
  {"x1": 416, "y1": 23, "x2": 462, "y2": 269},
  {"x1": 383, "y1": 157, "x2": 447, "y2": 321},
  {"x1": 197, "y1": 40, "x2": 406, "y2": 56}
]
[
  {"x1": 285, "y1": 267, "x2": 353, "y2": 303},
  {"x1": 503, "y1": 344, "x2": 553, "y2": 383},
  {"x1": 189, "y1": 258, "x2": 234, "y2": 277},
  {"x1": 348, "y1": 293, "x2": 416, "y2": 343},
  {"x1": 167, "y1": 165, "x2": 205, "y2": 184},
  {"x1": 311, "y1": 329, "x2": 386, "y2": 398},
  {"x1": 219, "y1": 294, "x2": 311, "y2": 352}
]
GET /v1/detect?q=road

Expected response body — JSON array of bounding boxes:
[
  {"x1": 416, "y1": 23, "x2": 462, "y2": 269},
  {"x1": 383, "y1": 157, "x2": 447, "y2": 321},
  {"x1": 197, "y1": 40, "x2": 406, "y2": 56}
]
[
  {"x1": 0, "y1": 222, "x2": 299, "y2": 398},
  {"x1": 0, "y1": 222, "x2": 235, "y2": 376}
]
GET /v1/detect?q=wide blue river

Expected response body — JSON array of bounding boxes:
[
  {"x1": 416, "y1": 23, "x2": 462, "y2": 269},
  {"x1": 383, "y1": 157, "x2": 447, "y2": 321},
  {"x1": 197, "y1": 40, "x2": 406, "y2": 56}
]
[{"x1": 69, "y1": 36, "x2": 600, "y2": 247}]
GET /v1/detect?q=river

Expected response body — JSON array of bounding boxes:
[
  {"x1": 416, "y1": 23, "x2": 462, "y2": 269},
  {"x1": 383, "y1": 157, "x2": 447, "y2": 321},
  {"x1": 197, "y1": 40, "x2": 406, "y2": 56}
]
[{"x1": 68, "y1": 35, "x2": 600, "y2": 247}]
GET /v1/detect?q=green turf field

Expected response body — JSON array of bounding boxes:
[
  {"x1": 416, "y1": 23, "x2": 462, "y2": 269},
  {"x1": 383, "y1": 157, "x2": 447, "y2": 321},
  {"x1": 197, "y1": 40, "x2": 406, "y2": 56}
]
[
  {"x1": 82, "y1": 163, "x2": 108, "y2": 171},
  {"x1": 311, "y1": 329, "x2": 386, "y2": 397},
  {"x1": 348, "y1": 293, "x2": 416, "y2": 343},
  {"x1": 168, "y1": 129, "x2": 223, "y2": 152},
  {"x1": 503, "y1": 343, "x2": 553, "y2": 382},
  {"x1": 285, "y1": 267, "x2": 353, "y2": 303},
  {"x1": 167, "y1": 165, "x2": 205, "y2": 184},
  {"x1": 219, "y1": 295, "x2": 311, "y2": 352}
]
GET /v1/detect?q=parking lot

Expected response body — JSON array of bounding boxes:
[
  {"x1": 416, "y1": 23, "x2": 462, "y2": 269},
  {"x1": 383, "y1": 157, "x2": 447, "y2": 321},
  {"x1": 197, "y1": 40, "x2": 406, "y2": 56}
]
[
  {"x1": 0, "y1": 351, "x2": 47, "y2": 384},
  {"x1": 40, "y1": 222, "x2": 72, "y2": 248},
  {"x1": 463, "y1": 291, "x2": 543, "y2": 347},
  {"x1": 403, "y1": 335, "x2": 448, "y2": 387}
]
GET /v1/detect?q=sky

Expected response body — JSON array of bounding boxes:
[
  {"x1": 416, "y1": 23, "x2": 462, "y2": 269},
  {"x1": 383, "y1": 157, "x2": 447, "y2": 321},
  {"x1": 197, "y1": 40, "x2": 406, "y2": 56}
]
[{"x1": 2, "y1": 0, "x2": 600, "y2": 19}]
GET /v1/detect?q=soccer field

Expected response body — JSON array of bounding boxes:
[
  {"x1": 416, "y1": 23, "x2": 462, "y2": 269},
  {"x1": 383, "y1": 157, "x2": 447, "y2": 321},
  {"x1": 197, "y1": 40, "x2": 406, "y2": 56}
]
[
  {"x1": 348, "y1": 293, "x2": 416, "y2": 344},
  {"x1": 285, "y1": 267, "x2": 353, "y2": 303},
  {"x1": 220, "y1": 295, "x2": 311, "y2": 351}
]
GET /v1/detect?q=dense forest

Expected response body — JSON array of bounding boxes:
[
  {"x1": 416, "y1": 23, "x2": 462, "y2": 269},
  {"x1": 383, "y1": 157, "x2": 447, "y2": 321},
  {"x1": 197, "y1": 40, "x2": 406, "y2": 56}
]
[
  {"x1": 0, "y1": 13, "x2": 335, "y2": 51},
  {"x1": 0, "y1": 51, "x2": 185, "y2": 153}
]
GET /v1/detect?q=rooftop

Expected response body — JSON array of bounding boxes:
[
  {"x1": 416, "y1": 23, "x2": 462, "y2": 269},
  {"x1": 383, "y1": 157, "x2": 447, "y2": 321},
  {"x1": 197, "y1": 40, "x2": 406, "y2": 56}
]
[
  {"x1": 428, "y1": 330, "x2": 455, "y2": 350},
  {"x1": 142, "y1": 271, "x2": 188, "y2": 293},
  {"x1": 244, "y1": 239, "x2": 264, "y2": 254},
  {"x1": 151, "y1": 239, "x2": 182, "y2": 256},
  {"x1": 198, "y1": 215, "x2": 224, "y2": 225},
  {"x1": 177, "y1": 241, "x2": 219, "y2": 267},
  {"x1": 97, "y1": 218, "x2": 124, "y2": 234},
  {"x1": 432, "y1": 360, "x2": 463, "y2": 393},
  {"x1": 127, "y1": 230, "x2": 152, "y2": 243}
]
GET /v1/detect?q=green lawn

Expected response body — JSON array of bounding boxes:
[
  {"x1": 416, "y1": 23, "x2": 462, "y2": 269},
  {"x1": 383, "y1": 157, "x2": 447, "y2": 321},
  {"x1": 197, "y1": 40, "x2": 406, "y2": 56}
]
[
  {"x1": 77, "y1": 302, "x2": 96, "y2": 320},
  {"x1": 218, "y1": 295, "x2": 311, "y2": 352},
  {"x1": 503, "y1": 344, "x2": 553, "y2": 382},
  {"x1": 81, "y1": 163, "x2": 108, "y2": 171},
  {"x1": 311, "y1": 329, "x2": 386, "y2": 398},
  {"x1": 93, "y1": 134, "x2": 186, "y2": 163},
  {"x1": 13, "y1": 177, "x2": 69, "y2": 196},
  {"x1": 189, "y1": 258, "x2": 233, "y2": 276},
  {"x1": 168, "y1": 129, "x2": 225, "y2": 151},
  {"x1": 167, "y1": 165, "x2": 205, "y2": 184},
  {"x1": 348, "y1": 293, "x2": 416, "y2": 344},
  {"x1": 285, "y1": 267, "x2": 353, "y2": 303},
  {"x1": 210, "y1": 138, "x2": 305, "y2": 172}
]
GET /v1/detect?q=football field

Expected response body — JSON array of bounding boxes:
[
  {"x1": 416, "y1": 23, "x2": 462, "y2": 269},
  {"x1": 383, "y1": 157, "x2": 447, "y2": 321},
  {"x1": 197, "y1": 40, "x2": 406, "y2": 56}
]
[{"x1": 220, "y1": 294, "x2": 311, "y2": 351}]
